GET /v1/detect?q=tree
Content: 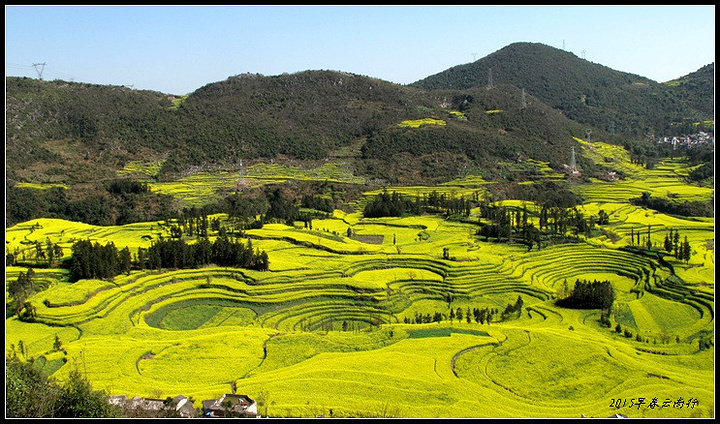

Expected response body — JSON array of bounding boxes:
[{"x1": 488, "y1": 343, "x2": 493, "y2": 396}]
[
  {"x1": 442, "y1": 247, "x2": 450, "y2": 260},
  {"x1": 46, "y1": 238, "x2": 55, "y2": 266},
  {"x1": 663, "y1": 230, "x2": 673, "y2": 253},
  {"x1": 597, "y1": 209, "x2": 609, "y2": 225},
  {"x1": 8, "y1": 269, "x2": 35, "y2": 316},
  {"x1": 119, "y1": 247, "x2": 132, "y2": 276},
  {"x1": 6, "y1": 352, "x2": 62, "y2": 417},
  {"x1": 53, "y1": 334, "x2": 63, "y2": 352},
  {"x1": 682, "y1": 236, "x2": 692, "y2": 264},
  {"x1": 19, "y1": 301, "x2": 37, "y2": 322},
  {"x1": 455, "y1": 307, "x2": 463, "y2": 322}
]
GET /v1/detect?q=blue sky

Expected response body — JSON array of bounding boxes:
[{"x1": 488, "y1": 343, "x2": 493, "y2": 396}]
[{"x1": 5, "y1": 5, "x2": 715, "y2": 95}]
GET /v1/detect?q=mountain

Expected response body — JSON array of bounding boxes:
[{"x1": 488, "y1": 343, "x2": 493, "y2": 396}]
[
  {"x1": 411, "y1": 42, "x2": 713, "y2": 136},
  {"x1": 6, "y1": 71, "x2": 591, "y2": 186}
]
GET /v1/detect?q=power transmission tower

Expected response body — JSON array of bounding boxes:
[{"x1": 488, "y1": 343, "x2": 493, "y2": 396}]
[
  {"x1": 609, "y1": 121, "x2": 615, "y2": 136},
  {"x1": 563, "y1": 39, "x2": 565, "y2": 50},
  {"x1": 472, "y1": 53, "x2": 478, "y2": 62},
  {"x1": 487, "y1": 68, "x2": 493, "y2": 90},
  {"x1": 236, "y1": 159, "x2": 245, "y2": 191},
  {"x1": 570, "y1": 146, "x2": 577, "y2": 172},
  {"x1": 585, "y1": 128, "x2": 592, "y2": 142},
  {"x1": 581, "y1": 50, "x2": 586, "y2": 60},
  {"x1": 521, "y1": 88, "x2": 527, "y2": 109},
  {"x1": 32, "y1": 62, "x2": 46, "y2": 80}
]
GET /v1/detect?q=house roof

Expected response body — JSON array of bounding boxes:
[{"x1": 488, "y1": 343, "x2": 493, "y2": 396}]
[{"x1": 202, "y1": 393, "x2": 257, "y2": 416}]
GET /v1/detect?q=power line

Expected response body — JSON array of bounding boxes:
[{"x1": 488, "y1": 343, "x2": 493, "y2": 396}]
[{"x1": 7, "y1": 62, "x2": 77, "y2": 83}]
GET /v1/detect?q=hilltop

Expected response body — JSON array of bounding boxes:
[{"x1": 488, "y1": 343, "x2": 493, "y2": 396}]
[{"x1": 411, "y1": 42, "x2": 713, "y2": 136}]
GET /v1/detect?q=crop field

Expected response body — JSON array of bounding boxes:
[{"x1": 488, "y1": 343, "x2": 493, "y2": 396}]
[
  {"x1": 5, "y1": 146, "x2": 714, "y2": 418},
  {"x1": 146, "y1": 161, "x2": 364, "y2": 207}
]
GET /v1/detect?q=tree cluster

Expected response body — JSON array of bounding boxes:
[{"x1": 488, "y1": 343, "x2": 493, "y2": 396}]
[
  {"x1": 69, "y1": 235, "x2": 269, "y2": 282},
  {"x1": 477, "y1": 202, "x2": 609, "y2": 250},
  {"x1": 6, "y1": 182, "x2": 175, "y2": 228},
  {"x1": 7, "y1": 269, "x2": 37, "y2": 320},
  {"x1": 555, "y1": 279, "x2": 615, "y2": 310},
  {"x1": 663, "y1": 229, "x2": 693, "y2": 263},
  {"x1": 141, "y1": 236, "x2": 269, "y2": 271},
  {"x1": 631, "y1": 192, "x2": 713, "y2": 218},
  {"x1": 364, "y1": 190, "x2": 475, "y2": 219},
  {"x1": 363, "y1": 190, "x2": 408, "y2": 218},
  {"x1": 69, "y1": 240, "x2": 132, "y2": 281},
  {"x1": 500, "y1": 296, "x2": 524, "y2": 320},
  {"x1": 6, "y1": 350, "x2": 119, "y2": 418}
]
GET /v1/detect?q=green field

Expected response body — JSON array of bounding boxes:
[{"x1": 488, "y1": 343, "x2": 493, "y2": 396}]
[{"x1": 5, "y1": 144, "x2": 714, "y2": 418}]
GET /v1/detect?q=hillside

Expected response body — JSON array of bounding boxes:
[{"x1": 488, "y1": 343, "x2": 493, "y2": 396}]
[
  {"x1": 6, "y1": 71, "x2": 591, "y2": 185},
  {"x1": 5, "y1": 77, "x2": 180, "y2": 184},
  {"x1": 664, "y1": 62, "x2": 715, "y2": 127},
  {"x1": 411, "y1": 42, "x2": 713, "y2": 137}
]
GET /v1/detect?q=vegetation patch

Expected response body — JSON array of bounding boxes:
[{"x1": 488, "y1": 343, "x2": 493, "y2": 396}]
[
  {"x1": 408, "y1": 327, "x2": 489, "y2": 338},
  {"x1": 398, "y1": 118, "x2": 447, "y2": 128}
]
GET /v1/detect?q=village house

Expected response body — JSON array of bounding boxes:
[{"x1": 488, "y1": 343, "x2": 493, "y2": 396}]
[
  {"x1": 107, "y1": 394, "x2": 198, "y2": 418},
  {"x1": 202, "y1": 393, "x2": 258, "y2": 418}
]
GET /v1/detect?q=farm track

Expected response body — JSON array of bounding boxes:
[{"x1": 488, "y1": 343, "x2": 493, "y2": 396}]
[{"x1": 481, "y1": 330, "x2": 533, "y2": 399}]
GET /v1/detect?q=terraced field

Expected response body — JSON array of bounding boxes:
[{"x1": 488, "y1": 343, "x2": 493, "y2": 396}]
[{"x1": 5, "y1": 147, "x2": 714, "y2": 418}]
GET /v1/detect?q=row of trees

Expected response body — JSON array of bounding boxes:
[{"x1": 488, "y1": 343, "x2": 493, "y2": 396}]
[
  {"x1": 663, "y1": 229, "x2": 693, "y2": 263},
  {"x1": 69, "y1": 236, "x2": 269, "y2": 282},
  {"x1": 140, "y1": 236, "x2": 269, "y2": 271},
  {"x1": 403, "y1": 306, "x2": 500, "y2": 325},
  {"x1": 6, "y1": 236, "x2": 65, "y2": 267},
  {"x1": 628, "y1": 226, "x2": 693, "y2": 264},
  {"x1": 364, "y1": 190, "x2": 475, "y2": 219},
  {"x1": 403, "y1": 297, "x2": 524, "y2": 325}
]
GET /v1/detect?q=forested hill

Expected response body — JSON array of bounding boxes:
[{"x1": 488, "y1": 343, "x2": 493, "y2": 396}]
[
  {"x1": 6, "y1": 71, "x2": 590, "y2": 186},
  {"x1": 663, "y1": 62, "x2": 715, "y2": 120},
  {"x1": 5, "y1": 44, "x2": 712, "y2": 190},
  {"x1": 411, "y1": 42, "x2": 713, "y2": 136}
]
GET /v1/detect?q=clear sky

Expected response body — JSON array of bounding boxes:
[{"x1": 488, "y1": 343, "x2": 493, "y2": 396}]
[{"x1": 5, "y1": 5, "x2": 716, "y2": 95}]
